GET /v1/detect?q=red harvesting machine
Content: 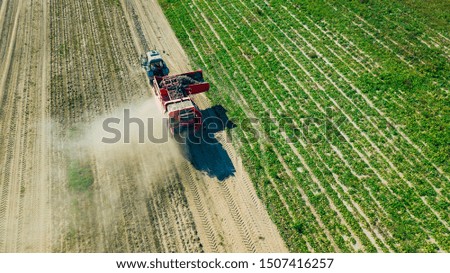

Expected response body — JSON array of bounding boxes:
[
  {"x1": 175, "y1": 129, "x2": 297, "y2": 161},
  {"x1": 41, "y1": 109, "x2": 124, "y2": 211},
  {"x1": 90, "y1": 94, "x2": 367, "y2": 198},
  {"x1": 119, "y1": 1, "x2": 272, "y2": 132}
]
[{"x1": 152, "y1": 70, "x2": 210, "y2": 135}]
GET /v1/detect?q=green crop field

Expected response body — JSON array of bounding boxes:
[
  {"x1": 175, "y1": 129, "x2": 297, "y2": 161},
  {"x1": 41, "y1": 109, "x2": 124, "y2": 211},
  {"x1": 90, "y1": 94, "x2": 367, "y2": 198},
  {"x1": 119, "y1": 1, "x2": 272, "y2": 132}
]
[{"x1": 160, "y1": 0, "x2": 449, "y2": 252}]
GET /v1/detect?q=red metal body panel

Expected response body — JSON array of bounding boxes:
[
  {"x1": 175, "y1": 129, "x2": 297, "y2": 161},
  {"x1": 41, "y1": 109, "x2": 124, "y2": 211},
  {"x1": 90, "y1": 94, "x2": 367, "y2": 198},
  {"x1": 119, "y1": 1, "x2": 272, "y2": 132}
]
[
  {"x1": 151, "y1": 70, "x2": 209, "y2": 134},
  {"x1": 187, "y1": 82, "x2": 210, "y2": 95}
]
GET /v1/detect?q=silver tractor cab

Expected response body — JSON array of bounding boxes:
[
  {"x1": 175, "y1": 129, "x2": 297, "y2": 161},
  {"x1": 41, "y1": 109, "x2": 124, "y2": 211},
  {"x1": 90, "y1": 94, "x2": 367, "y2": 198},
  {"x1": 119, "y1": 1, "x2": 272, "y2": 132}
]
[{"x1": 140, "y1": 50, "x2": 170, "y2": 82}]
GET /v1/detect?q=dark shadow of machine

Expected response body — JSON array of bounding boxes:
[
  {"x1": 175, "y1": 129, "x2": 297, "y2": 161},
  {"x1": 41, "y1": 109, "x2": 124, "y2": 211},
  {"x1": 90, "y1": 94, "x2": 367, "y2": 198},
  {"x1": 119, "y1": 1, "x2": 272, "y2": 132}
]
[{"x1": 179, "y1": 105, "x2": 236, "y2": 181}]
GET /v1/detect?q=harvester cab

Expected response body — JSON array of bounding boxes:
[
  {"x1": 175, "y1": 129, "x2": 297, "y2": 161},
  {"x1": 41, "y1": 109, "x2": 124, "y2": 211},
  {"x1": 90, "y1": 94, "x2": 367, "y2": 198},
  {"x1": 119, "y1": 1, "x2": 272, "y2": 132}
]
[{"x1": 141, "y1": 50, "x2": 169, "y2": 82}]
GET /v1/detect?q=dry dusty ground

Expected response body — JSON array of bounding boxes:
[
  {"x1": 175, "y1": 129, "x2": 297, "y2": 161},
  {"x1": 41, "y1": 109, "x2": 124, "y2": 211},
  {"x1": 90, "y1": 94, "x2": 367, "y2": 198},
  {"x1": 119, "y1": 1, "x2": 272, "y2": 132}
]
[{"x1": 0, "y1": 0, "x2": 287, "y2": 252}]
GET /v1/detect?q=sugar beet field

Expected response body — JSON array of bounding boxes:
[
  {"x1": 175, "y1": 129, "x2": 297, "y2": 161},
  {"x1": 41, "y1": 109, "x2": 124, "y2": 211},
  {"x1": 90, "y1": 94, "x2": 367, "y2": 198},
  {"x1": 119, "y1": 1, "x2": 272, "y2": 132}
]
[{"x1": 161, "y1": 0, "x2": 449, "y2": 252}]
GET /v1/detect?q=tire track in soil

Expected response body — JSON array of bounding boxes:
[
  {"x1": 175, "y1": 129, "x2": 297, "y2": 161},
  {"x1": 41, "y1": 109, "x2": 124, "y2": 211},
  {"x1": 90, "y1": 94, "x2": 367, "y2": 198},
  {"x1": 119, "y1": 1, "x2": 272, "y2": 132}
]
[
  {"x1": 0, "y1": 0, "x2": 52, "y2": 252},
  {"x1": 0, "y1": 0, "x2": 20, "y2": 107}
]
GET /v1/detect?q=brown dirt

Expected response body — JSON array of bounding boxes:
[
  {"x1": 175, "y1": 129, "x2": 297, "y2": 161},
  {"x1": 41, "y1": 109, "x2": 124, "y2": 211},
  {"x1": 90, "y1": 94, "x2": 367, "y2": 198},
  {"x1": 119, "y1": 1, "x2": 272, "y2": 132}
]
[{"x1": 0, "y1": 0, "x2": 287, "y2": 252}]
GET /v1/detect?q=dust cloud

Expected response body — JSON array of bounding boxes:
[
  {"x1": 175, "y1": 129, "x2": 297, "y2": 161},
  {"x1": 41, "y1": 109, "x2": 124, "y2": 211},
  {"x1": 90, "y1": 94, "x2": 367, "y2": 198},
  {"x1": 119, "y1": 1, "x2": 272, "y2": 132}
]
[
  {"x1": 50, "y1": 97, "x2": 185, "y2": 251},
  {"x1": 67, "y1": 97, "x2": 182, "y2": 172}
]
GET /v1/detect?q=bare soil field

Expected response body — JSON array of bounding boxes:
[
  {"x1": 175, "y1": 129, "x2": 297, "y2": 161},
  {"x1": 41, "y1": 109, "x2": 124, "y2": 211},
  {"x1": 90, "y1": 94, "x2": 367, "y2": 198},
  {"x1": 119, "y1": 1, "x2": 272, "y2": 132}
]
[{"x1": 0, "y1": 0, "x2": 287, "y2": 252}]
